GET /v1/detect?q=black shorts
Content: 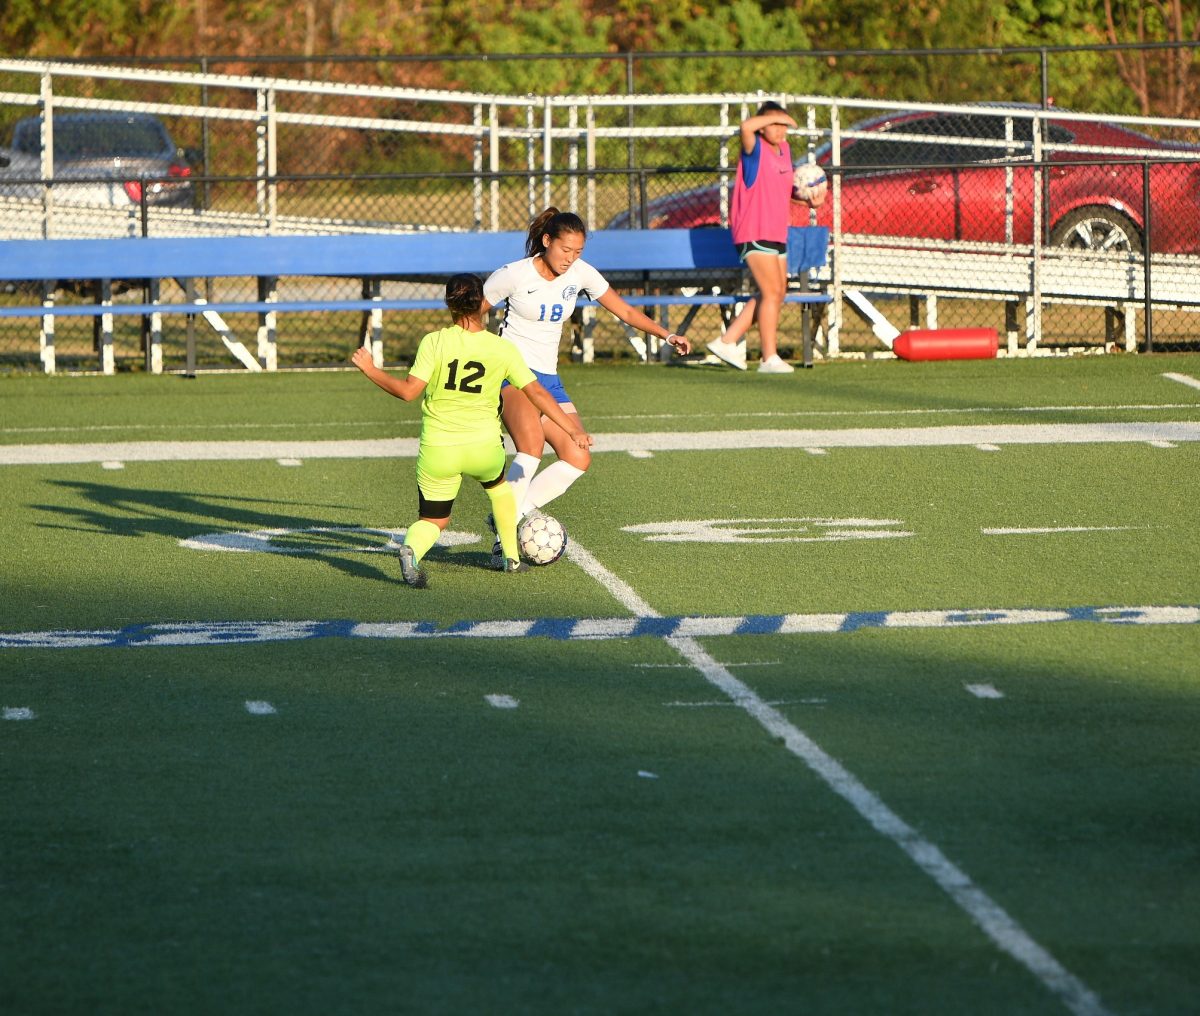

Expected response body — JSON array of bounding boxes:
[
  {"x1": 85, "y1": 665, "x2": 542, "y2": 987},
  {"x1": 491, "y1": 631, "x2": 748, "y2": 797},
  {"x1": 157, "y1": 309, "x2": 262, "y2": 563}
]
[{"x1": 737, "y1": 239, "x2": 787, "y2": 262}]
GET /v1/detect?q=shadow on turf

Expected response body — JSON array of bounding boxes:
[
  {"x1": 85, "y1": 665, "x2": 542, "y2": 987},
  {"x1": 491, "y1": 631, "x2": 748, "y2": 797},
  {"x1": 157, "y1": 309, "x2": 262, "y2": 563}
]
[{"x1": 32, "y1": 479, "x2": 423, "y2": 586}]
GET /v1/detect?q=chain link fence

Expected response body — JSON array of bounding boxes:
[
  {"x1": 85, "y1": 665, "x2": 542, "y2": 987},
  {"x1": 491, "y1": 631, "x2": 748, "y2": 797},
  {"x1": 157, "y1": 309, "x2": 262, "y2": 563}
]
[{"x1": 1, "y1": 55, "x2": 1198, "y2": 371}]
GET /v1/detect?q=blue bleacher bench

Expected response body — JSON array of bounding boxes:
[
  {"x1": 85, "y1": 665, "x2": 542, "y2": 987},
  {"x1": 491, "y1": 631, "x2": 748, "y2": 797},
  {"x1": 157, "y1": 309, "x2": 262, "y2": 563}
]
[{"x1": 0, "y1": 226, "x2": 830, "y2": 374}]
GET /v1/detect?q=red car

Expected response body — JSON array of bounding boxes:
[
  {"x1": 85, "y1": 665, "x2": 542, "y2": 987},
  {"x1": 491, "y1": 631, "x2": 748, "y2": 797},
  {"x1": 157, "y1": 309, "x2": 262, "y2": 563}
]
[{"x1": 609, "y1": 108, "x2": 1200, "y2": 255}]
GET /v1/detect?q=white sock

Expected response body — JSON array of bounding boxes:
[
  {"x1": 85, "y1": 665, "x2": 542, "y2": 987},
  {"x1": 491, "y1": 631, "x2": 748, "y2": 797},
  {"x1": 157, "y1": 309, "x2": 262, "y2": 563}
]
[
  {"x1": 521, "y1": 461, "x2": 586, "y2": 516},
  {"x1": 505, "y1": 452, "x2": 541, "y2": 513}
]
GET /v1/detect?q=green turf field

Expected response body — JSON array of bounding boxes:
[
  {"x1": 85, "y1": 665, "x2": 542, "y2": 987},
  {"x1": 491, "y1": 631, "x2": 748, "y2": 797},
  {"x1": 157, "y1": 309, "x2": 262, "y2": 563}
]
[{"x1": 2, "y1": 354, "x2": 1199, "y2": 1015}]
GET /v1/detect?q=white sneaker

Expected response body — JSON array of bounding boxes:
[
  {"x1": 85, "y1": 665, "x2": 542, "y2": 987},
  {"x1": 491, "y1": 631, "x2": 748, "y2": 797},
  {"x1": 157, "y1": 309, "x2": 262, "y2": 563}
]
[
  {"x1": 706, "y1": 338, "x2": 747, "y2": 371},
  {"x1": 757, "y1": 354, "x2": 795, "y2": 374}
]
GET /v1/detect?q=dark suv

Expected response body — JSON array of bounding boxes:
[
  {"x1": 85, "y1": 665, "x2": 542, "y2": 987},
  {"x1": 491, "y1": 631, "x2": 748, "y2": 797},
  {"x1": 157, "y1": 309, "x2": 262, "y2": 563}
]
[{"x1": 9, "y1": 112, "x2": 197, "y2": 208}]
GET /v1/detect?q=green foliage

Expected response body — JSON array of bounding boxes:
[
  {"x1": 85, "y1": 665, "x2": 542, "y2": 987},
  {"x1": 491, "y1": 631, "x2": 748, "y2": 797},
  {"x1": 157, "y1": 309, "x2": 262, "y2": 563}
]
[
  {"x1": 429, "y1": 2, "x2": 623, "y2": 96},
  {"x1": 638, "y1": 0, "x2": 819, "y2": 95},
  {"x1": 0, "y1": 0, "x2": 1192, "y2": 161}
]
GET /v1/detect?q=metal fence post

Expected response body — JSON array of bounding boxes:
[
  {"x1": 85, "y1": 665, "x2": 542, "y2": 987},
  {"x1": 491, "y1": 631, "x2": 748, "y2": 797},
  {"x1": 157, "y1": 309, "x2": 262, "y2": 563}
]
[
  {"x1": 540, "y1": 97, "x2": 552, "y2": 209},
  {"x1": 200, "y1": 55, "x2": 211, "y2": 211},
  {"x1": 472, "y1": 103, "x2": 483, "y2": 230},
  {"x1": 1143, "y1": 160, "x2": 1153, "y2": 353},
  {"x1": 828, "y1": 105, "x2": 841, "y2": 360},
  {"x1": 39, "y1": 72, "x2": 54, "y2": 239},
  {"x1": 489, "y1": 102, "x2": 500, "y2": 232},
  {"x1": 185, "y1": 277, "x2": 197, "y2": 378},
  {"x1": 626, "y1": 52, "x2": 637, "y2": 230}
]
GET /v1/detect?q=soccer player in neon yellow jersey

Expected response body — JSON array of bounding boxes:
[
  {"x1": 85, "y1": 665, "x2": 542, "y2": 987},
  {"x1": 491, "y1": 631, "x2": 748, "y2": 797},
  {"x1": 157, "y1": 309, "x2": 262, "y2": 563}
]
[{"x1": 351, "y1": 273, "x2": 592, "y2": 588}]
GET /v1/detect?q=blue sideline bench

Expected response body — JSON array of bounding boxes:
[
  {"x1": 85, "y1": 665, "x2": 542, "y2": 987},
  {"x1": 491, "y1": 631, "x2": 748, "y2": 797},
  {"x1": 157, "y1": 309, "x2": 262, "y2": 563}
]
[{"x1": 0, "y1": 226, "x2": 830, "y2": 374}]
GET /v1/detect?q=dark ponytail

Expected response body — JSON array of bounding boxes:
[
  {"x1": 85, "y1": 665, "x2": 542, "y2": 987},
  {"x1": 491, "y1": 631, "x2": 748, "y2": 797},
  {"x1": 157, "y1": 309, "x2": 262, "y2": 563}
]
[
  {"x1": 444, "y1": 272, "x2": 484, "y2": 320},
  {"x1": 526, "y1": 207, "x2": 587, "y2": 258}
]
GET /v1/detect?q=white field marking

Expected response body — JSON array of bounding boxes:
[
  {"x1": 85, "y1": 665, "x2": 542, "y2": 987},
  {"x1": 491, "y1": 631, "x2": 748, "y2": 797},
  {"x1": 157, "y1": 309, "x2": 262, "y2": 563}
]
[
  {"x1": 1162, "y1": 372, "x2": 1200, "y2": 391},
  {"x1": 276, "y1": 458, "x2": 303, "y2": 466},
  {"x1": 1148, "y1": 441, "x2": 1176, "y2": 449},
  {"x1": 804, "y1": 447, "x2": 829, "y2": 455},
  {"x1": 623, "y1": 517, "x2": 912, "y2": 544},
  {"x1": 101, "y1": 460, "x2": 124, "y2": 470},
  {"x1": 3, "y1": 707, "x2": 36, "y2": 720},
  {"x1": 635, "y1": 660, "x2": 783, "y2": 669},
  {"x1": 637, "y1": 770, "x2": 659, "y2": 779},
  {"x1": 180, "y1": 525, "x2": 479, "y2": 555},
  {"x1": 627, "y1": 449, "x2": 654, "y2": 459},
  {"x1": 965, "y1": 684, "x2": 1005, "y2": 700},
  {"x1": 3, "y1": 402, "x2": 1197, "y2": 437},
  {"x1": 565, "y1": 537, "x2": 1112, "y2": 1016},
  {"x1": 983, "y1": 525, "x2": 1142, "y2": 536},
  {"x1": 586, "y1": 402, "x2": 1200, "y2": 422},
  {"x1": 244, "y1": 700, "x2": 277, "y2": 715},
  {"x1": 485, "y1": 694, "x2": 520, "y2": 709},
  {"x1": 665, "y1": 698, "x2": 826, "y2": 708},
  {"x1": 5, "y1": 421, "x2": 1200, "y2": 466},
  {"x1": 976, "y1": 443, "x2": 1002, "y2": 452},
  {"x1": 1, "y1": 420, "x2": 420, "y2": 436}
]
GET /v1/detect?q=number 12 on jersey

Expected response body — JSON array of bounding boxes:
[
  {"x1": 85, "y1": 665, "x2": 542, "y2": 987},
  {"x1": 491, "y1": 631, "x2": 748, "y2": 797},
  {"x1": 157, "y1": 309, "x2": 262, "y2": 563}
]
[{"x1": 444, "y1": 358, "x2": 485, "y2": 393}]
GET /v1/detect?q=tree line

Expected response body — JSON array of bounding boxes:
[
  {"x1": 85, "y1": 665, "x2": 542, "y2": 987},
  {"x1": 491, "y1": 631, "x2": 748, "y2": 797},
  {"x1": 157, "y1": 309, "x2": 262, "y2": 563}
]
[{"x1": 2, "y1": 0, "x2": 1196, "y2": 117}]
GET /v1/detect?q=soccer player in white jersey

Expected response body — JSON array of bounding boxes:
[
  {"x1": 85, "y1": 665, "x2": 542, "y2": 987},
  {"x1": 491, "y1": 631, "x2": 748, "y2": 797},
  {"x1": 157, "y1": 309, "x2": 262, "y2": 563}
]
[{"x1": 482, "y1": 208, "x2": 691, "y2": 541}]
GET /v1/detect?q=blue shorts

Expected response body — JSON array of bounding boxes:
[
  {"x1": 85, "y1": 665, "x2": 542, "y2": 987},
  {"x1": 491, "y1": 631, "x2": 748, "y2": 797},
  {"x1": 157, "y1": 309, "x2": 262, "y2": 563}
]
[{"x1": 504, "y1": 369, "x2": 572, "y2": 404}]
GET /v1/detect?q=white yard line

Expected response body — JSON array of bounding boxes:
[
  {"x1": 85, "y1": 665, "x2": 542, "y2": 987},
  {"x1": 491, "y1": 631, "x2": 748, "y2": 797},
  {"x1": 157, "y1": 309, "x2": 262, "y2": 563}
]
[
  {"x1": 3, "y1": 401, "x2": 1198, "y2": 437},
  {"x1": 983, "y1": 526, "x2": 1142, "y2": 536},
  {"x1": 1162, "y1": 372, "x2": 1200, "y2": 392},
  {"x1": 566, "y1": 538, "x2": 1112, "y2": 1016},
  {"x1": 3, "y1": 707, "x2": 36, "y2": 720},
  {"x1": 590, "y1": 402, "x2": 1200, "y2": 422},
  {"x1": 965, "y1": 684, "x2": 1005, "y2": 699},
  {"x1": 4, "y1": 421, "x2": 1200, "y2": 466}
]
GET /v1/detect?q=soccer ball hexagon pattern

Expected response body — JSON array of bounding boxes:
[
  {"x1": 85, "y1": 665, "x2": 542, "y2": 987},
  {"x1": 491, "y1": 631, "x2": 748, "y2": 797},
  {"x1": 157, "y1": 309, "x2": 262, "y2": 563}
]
[
  {"x1": 518, "y1": 512, "x2": 567, "y2": 566},
  {"x1": 792, "y1": 164, "x2": 828, "y2": 207}
]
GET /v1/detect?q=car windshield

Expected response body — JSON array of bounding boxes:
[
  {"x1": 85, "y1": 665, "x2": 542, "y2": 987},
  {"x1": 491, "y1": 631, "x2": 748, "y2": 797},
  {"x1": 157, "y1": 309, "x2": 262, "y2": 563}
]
[
  {"x1": 13, "y1": 120, "x2": 169, "y2": 158},
  {"x1": 813, "y1": 113, "x2": 1076, "y2": 168}
]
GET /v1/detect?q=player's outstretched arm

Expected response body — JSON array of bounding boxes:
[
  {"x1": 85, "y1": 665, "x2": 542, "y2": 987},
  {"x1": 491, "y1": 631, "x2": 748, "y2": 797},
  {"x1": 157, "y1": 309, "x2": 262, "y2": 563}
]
[
  {"x1": 521, "y1": 380, "x2": 593, "y2": 451},
  {"x1": 351, "y1": 346, "x2": 426, "y2": 402},
  {"x1": 739, "y1": 110, "x2": 797, "y2": 152},
  {"x1": 596, "y1": 289, "x2": 691, "y2": 355}
]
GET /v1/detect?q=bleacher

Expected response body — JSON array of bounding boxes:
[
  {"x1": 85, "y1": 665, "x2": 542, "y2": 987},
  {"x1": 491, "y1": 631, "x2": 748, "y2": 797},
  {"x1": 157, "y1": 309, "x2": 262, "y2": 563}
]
[{"x1": 0, "y1": 227, "x2": 831, "y2": 374}]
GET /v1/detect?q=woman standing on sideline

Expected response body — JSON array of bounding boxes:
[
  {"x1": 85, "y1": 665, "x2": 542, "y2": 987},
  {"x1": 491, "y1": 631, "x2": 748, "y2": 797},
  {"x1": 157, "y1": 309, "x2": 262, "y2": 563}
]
[
  {"x1": 707, "y1": 100, "x2": 801, "y2": 374},
  {"x1": 351, "y1": 272, "x2": 591, "y2": 588},
  {"x1": 481, "y1": 208, "x2": 691, "y2": 533}
]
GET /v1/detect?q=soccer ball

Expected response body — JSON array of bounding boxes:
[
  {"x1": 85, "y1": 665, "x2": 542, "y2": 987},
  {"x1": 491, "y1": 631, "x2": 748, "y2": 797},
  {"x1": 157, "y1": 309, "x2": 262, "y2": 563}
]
[
  {"x1": 518, "y1": 511, "x2": 567, "y2": 566},
  {"x1": 792, "y1": 164, "x2": 828, "y2": 207}
]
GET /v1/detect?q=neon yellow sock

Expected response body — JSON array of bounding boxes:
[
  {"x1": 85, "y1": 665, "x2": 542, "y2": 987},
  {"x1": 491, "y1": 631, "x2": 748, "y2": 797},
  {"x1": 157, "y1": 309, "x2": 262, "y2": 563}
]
[
  {"x1": 403, "y1": 519, "x2": 441, "y2": 564},
  {"x1": 484, "y1": 481, "x2": 520, "y2": 562}
]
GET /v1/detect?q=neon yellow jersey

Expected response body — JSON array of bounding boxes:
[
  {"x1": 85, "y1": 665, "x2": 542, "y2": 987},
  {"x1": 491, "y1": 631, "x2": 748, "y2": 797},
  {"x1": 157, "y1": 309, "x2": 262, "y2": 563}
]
[{"x1": 408, "y1": 324, "x2": 537, "y2": 447}]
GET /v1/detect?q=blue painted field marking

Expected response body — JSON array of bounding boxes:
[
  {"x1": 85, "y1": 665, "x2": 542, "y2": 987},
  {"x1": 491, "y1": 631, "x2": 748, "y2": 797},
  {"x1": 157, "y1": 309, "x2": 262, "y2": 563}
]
[
  {"x1": 838, "y1": 611, "x2": 890, "y2": 632},
  {"x1": 737, "y1": 614, "x2": 787, "y2": 635},
  {"x1": 4, "y1": 605, "x2": 1196, "y2": 651}
]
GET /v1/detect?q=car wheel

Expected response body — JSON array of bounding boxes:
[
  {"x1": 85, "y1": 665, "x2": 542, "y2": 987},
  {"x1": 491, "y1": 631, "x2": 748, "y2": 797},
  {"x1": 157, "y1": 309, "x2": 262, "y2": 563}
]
[{"x1": 1050, "y1": 207, "x2": 1143, "y2": 255}]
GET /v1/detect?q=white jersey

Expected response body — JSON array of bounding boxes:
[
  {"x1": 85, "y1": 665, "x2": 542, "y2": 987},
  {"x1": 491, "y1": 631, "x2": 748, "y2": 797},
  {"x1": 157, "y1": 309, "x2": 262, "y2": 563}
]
[{"x1": 483, "y1": 256, "x2": 609, "y2": 374}]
